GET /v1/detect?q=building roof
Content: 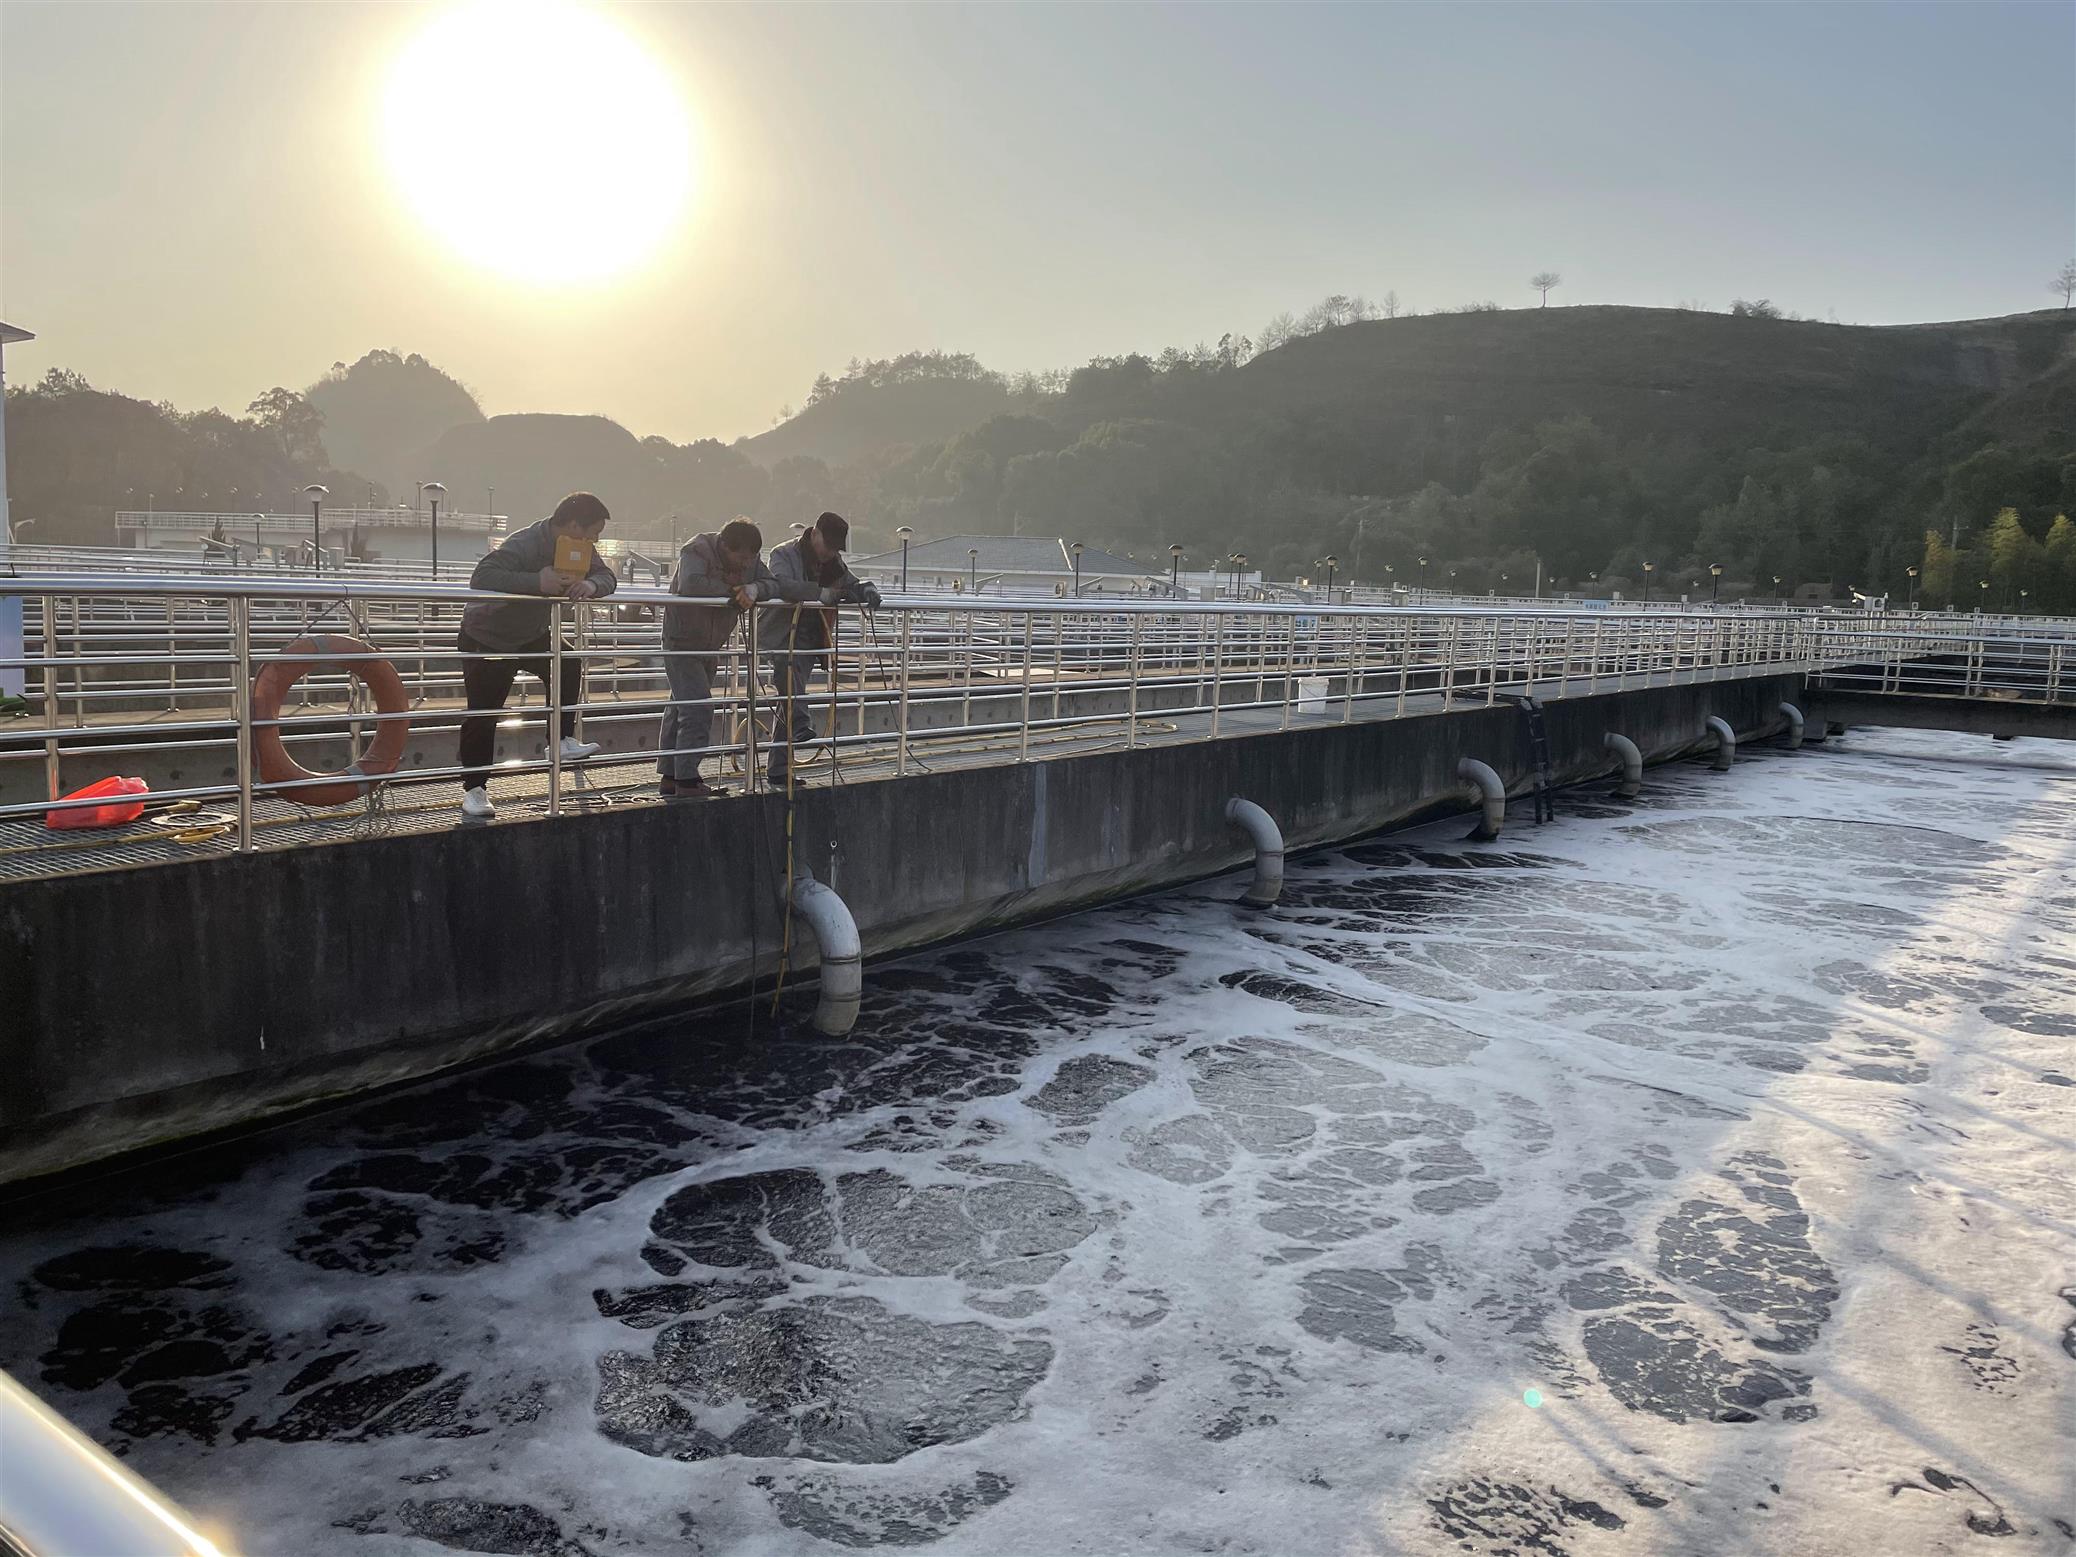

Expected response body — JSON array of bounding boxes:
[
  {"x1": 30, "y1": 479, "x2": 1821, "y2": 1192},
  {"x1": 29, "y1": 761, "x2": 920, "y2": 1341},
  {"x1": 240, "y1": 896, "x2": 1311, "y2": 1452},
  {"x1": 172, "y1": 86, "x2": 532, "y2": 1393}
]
[
  {"x1": 853, "y1": 533, "x2": 1158, "y2": 579},
  {"x1": 0, "y1": 322, "x2": 35, "y2": 346}
]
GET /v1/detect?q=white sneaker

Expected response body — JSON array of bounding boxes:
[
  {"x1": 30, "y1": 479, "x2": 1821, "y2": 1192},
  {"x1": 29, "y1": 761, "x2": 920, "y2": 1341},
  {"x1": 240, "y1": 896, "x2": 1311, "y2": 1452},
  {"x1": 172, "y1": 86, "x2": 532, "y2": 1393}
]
[
  {"x1": 461, "y1": 786, "x2": 496, "y2": 820},
  {"x1": 558, "y1": 735, "x2": 601, "y2": 762}
]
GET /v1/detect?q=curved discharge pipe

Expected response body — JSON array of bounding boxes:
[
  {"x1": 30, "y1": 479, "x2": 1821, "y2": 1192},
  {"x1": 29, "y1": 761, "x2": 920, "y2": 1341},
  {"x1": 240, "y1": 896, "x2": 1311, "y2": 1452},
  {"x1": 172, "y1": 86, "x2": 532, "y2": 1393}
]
[
  {"x1": 1456, "y1": 758, "x2": 1505, "y2": 841},
  {"x1": 1603, "y1": 732, "x2": 1643, "y2": 798},
  {"x1": 1705, "y1": 715, "x2": 1737, "y2": 771},
  {"x1": 1777, "y1": 701, "x2": 1805, "y2": 749},
  {"x1": 788, "y1": 874, "x2": 862, "y2": 1035},
  {"x1": 1224, "y1": 797, "x2": 1285, "y2": 906}
]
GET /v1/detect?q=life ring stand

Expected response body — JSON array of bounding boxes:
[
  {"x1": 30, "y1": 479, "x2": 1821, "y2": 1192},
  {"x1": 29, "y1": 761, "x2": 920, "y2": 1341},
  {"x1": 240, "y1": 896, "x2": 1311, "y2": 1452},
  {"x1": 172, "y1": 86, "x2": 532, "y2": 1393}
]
[{"x1": 252, "y1": 635, "x2": 410, "y2": 808}]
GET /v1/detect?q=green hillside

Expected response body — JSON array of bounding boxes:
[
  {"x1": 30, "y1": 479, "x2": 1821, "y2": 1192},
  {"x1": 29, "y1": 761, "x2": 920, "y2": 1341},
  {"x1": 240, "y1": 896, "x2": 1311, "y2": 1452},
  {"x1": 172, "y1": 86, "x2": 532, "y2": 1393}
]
[{"x1": 11, "y1": 305, "x2": 2074, "y2": 604}]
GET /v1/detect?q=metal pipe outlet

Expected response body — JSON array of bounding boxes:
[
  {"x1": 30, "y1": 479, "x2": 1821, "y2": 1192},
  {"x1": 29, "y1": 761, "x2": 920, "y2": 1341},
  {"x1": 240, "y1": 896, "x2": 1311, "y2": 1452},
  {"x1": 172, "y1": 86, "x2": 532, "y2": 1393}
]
[
  {"x1": 1224, "y1": 797, "x2": 1285, "y2": 905},
  {"x1": 788, "y1": 874, "x2": 862, "y2": 1035},
  {"x1": 1705, "y1": 715, "x2": 1737, "y2": 770},
  {"x1": 1603, "y1": 732, "x2": 1643, "y2": 798},
  {"x1": 1457, "y1": 758, "x2": 1506, "y2": 840},
  {"x1": 1777, "y1": 701, "x2": 1804, "y2": 749}
]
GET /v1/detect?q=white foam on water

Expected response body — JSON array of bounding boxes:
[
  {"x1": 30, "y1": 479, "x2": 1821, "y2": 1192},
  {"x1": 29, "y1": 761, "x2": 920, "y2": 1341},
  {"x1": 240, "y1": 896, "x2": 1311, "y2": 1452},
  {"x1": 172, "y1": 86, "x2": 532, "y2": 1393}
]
[{"x1": 1, "y1": 730, "x2": 2070, "y2": 1556}]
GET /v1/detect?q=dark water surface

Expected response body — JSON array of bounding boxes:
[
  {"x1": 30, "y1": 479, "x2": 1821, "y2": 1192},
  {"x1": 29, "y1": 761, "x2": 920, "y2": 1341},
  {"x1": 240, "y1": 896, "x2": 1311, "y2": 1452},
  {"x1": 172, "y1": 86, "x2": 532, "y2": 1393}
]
[{"x1": 4, "y1": 729, "x2": 2072, "y2": 1555}]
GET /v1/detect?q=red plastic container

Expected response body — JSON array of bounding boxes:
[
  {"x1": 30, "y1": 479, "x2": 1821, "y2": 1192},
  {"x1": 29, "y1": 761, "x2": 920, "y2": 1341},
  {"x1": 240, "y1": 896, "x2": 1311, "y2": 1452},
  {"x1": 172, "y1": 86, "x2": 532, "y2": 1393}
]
[{"x1": 45, "y1": 775, "x2": 150, "y2": 830}]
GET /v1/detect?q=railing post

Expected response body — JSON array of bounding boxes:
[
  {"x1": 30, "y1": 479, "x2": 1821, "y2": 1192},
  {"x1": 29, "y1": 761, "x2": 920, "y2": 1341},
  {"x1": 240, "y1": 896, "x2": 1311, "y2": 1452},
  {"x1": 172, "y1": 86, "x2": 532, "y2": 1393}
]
[
  {"x1": 1018, "y1": 610, "x2": 1034, "y2": 762},
  {"x1": 1281, "y1": 611, "x2": 1296, "y2": 729},
  {"x1": 1395, "y1": 617, "x2": 1409, "y2": 716},
  {"x1": 1127, "y1": 613, "x2": 1142, "y2": 747},
  {"x1": 1342, "y1": 613, "x2": 1362, "y2": 723},
  {"x1": 547, "y1": 599, "x2": 564, "y2": 815},
  {"x1": 1441, "y1": 616, "x2": 1458, "y2": 709},
  {"x1": 959, "y1": 609, "x2": 974, "y2": 733},
  {"x1": 745, "y1": 607, "x2": 760, "y2": 782},
  {"x1": 40, "y1": 595, "x2": 61, "y2": 802},
  {"x1": 896, "y1": 608, "x2": 912, "y2": 776},
  {"x1": 164, "y1": 599, "x2": 179, "y2": 712},
  {"x1": 1051, "y1": 611, "x2": 1064, "y2": 724},
  {"x1": 232, "y1": 595, "x2": 254, "y2": 852},
  {"x1": 1209, "y1": 611, "x2": 1225, "y2": 738},
  {"x1": 1486, "y1": 617, "x2": 1498, "y2": 705}
]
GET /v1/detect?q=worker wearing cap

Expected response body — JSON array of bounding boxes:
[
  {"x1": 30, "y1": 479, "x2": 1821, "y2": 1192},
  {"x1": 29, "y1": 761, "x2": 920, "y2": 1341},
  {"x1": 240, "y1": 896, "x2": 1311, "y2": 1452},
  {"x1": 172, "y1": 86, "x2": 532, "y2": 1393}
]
[{"x1": 762, "y1": 511, "x2": 880, "y2": 787}]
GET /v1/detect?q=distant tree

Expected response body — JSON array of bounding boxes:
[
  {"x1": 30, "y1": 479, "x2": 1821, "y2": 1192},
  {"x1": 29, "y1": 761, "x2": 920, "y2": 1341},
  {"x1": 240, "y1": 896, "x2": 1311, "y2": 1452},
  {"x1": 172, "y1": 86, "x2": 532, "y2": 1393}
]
[
  {"x1": 1985, "y1": 506, "x2": 2040, "y2": 604},
  {"x1": 2055, "y1": 260, "x2": 2076, "y2": 311},
  {"x1": 1296, "y1": 294, "x2": 1377, "y2": 335},
  {"x1": 1381, "y1": 291, "x2": 1402, "y2": 319},
  {"x1": 1921, "y1": 527, "x2": 1956, "y2": 608},
  {"x1": 1530, "y1": 272, "x2": 1561, "y2": 307},
  {"x1": 1729, "y1": 298, "x2": 1784, "y2": 319},
  {"x1": 2042, "y1": 512, "x2": 2076, "y2": 612},
  {"x1": 1257, "y1": 312, "x2": 1296, "y2": 353},
  {"x1": 32, "y1": 367, "x2": 92, "y2": 396},
  {"x1": 245, "y1": 386, "x2": 326, "y2": 465}
]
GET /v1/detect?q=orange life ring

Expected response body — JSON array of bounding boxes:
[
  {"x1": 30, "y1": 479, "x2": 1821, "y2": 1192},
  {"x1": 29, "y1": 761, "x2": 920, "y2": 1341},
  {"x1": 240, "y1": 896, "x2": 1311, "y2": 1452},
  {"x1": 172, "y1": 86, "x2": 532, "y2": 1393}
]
[{"x1": 252, "y1": 634, "x2": 410, "y2": 807}]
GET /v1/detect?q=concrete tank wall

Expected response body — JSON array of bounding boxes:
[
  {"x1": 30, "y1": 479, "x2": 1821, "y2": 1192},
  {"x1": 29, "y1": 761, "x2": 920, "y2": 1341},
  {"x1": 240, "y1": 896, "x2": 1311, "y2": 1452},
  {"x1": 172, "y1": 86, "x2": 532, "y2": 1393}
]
[{"x1": 0, "y1": 673, "x2": 1804, "y2": 1183}]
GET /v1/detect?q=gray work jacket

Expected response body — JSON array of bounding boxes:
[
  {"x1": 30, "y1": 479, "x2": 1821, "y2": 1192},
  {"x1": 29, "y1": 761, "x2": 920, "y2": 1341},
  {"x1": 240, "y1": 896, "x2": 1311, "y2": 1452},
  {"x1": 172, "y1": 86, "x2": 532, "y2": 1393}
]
[
  {"x1": 665, "y1": 532, "x2": 779, "y2": 653},
  {"x1": 763, "y1": 536, "x2": 859, "y2": 653},
  {"x1": 460, "y1": 519, "x2": 619, "y2": 650}
]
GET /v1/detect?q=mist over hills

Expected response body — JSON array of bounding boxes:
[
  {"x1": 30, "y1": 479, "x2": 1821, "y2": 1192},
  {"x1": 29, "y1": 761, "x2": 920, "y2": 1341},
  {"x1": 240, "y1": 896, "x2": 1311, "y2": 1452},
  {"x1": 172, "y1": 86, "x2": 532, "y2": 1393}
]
[{"x1": 9, "y1": 304, "x2": 2074, "y2": 603}]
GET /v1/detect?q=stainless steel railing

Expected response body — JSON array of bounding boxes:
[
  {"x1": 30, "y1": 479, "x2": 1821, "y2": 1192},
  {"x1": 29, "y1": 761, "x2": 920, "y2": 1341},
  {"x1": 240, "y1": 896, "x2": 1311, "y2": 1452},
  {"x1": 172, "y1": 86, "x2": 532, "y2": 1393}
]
[
  {"x1": 0, "y1": 1368, "x2": 233, "y2": 1556},
  {"x1": 0, "y1": 573, "x2": 2065, "y2": 856}
]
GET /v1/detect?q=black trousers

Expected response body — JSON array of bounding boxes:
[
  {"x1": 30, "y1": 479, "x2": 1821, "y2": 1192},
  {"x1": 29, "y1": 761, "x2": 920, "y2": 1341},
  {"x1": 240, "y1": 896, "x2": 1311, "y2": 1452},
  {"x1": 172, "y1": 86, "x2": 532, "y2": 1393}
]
[
  {"x1": 766, "y1": 651, "x2": 823, "y2": 778},
  {"x1": 456, "y1": 629, "x2": 583, "y2": 792}
]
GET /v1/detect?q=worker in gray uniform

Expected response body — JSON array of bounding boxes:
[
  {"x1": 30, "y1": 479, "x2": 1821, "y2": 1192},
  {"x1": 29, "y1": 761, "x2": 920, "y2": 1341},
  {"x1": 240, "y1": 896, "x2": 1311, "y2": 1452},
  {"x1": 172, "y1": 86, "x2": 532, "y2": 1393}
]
[
  {"x1": 763, "y1": 511, "x2": 880, "y2": 787},
  {"x1": 659, "y1": 518, "x2": 774, "y2": 798}
]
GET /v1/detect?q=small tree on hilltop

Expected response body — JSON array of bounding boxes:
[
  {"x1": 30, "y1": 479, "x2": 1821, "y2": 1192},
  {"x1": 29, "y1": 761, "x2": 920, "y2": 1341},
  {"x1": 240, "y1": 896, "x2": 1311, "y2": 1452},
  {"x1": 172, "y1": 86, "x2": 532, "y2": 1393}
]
[
  {"x1": 2042, "y1": 512, "x2": 2076, "y2": 612},
  {"x1": 1530, "y1": 272, "x2": 1561, "y2": 307},
  {"x1": 2054, "y1": 260, "x2": 2076, "y2": 311}
]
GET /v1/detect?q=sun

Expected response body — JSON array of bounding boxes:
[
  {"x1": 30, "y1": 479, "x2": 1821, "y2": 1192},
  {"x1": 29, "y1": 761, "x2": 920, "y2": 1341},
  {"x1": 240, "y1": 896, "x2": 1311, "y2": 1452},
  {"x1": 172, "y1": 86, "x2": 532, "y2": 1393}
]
[{"x1": 382, "y1": 1, "x2": 695, "y2": 286}]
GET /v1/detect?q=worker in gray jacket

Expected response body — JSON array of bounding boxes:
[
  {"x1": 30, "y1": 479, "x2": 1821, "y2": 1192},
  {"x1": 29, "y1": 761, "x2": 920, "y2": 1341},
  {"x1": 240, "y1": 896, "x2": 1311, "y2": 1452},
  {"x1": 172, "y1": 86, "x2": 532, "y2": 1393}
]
[
  {"x1": 660, "y1": 518, "x2": 775, "y2": 798},
  {"x1": 456, "y1": 492, "x2": 618, "y2": 819},
  {"x1": 763, "y1": 511, "x2": 880, "y2": 787}
]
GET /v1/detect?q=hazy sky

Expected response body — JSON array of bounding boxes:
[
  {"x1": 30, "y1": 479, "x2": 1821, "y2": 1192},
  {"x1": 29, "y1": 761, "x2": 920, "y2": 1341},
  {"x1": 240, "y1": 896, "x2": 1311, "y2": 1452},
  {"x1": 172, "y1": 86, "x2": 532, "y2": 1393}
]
[{"x1": 3, "y1": 1, "x2": 2071, "y2": 443}]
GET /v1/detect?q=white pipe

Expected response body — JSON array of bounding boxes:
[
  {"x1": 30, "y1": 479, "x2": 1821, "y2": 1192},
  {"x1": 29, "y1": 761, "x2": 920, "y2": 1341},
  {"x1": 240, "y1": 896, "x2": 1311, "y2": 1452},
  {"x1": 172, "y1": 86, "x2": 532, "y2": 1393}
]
[
  {"x1": 1456, "y1": 757, "x2": 1505, "y2": 840},
  {"x1": 1224, "y1": 796, "x2": 1284, "y2": 905},
  {"x1": 1705, "y1": 715, "x2": 1737, "y2": 770},
  {"x1": 1603, "y1": 732, "x2": 1642, "y2": 797},
  {"x1": 787, "y1": 874, "x2": 861, "y2": 1035},
  {"x1": 1777, "y1": 701, "x2": 1804, "y2": 749},
  {"x1": 0, "y1": 1367, "x2": 231, "y2": 1557}
]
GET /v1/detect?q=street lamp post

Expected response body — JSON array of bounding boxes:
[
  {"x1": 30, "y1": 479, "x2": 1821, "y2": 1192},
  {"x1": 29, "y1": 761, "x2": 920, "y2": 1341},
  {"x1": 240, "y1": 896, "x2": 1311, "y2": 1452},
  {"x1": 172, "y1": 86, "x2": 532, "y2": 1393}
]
[
  {"x1": 1418, "y1": 556, "x2": 1428, "y2": 595},
  {"x1": 302, "y1": 484, "x2": 329, "y2": 574},
  {"x1": 968, "y1": 547, "x2": 979, "y2": 594},
  {"x1": 1642, "y1": 561, "x2": 1654, "y2": 605},
  {"x1": 1071, "y1": 541, "x2": 1084, "y2": 596},
  {"x1": 896, "y1": 526, "x2": 912, "y2": 592},
  {"x1": 1234, "y1": 554, "x2": 1248, "y2": 600},
  {"x1": 423, "y1": 481, "x2": 446, "y2": 576},
  {"x1": 1169, "y1": 544, "x2": 1183, "y2": 595},
  {"x1": 1709, "y1": 562, "x2": 1723, "y2": 604},
  {"x1": 1977, "y1": 580, "x2": 1988, "y2": 612},
  {"x1": 253, "y1": 513, "x2": 265, "y2": 565},
  {"x1": 1906, "y1": 565, "x2": 1919, "y2": 610},
  {"x1": 1772, "y1": 575, "x2": 1783, "y2": 604},
  {"x1": 1323, "y1": 554, "x2": 1338, "y2": 600}
]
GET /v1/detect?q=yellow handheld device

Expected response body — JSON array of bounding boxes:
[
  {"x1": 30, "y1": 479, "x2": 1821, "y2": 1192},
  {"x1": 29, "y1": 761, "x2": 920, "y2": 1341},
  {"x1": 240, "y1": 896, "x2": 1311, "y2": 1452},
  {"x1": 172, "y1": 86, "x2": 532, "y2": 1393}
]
[{"x1": 553, "y1": 534, "x2": 594, "y2": 577}]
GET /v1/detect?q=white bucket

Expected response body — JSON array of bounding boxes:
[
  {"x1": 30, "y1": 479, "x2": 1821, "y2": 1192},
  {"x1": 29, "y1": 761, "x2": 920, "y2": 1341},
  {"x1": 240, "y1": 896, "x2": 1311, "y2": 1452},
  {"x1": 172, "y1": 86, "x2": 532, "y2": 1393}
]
[{"x1": 1297, "y1": 676, "x2": 1330, "y2": 715}]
